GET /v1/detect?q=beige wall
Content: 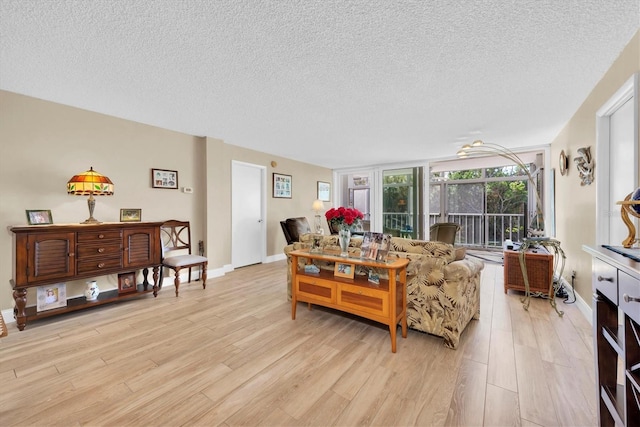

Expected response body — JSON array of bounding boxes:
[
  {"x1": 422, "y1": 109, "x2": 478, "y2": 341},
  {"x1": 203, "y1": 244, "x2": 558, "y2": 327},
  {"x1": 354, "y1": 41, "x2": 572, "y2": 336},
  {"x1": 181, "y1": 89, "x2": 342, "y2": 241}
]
[
  {"x1": 0, "y1": 91, "x2": 331, "y2": 312},
  {"x1": 551, "y1": 30, "x2": 639, "y2": 304}
]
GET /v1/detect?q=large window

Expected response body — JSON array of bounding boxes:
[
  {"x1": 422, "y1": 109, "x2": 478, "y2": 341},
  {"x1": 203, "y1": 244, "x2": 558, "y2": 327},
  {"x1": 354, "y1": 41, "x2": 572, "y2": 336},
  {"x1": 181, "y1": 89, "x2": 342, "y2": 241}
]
[{"x1": 430, "y1": 162, "x2": 540, "y2": 248}]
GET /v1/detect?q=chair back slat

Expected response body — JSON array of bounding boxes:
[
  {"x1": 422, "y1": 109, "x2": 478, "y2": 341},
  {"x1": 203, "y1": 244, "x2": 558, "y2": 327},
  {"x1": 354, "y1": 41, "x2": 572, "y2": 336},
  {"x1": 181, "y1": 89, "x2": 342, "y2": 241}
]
[{"x1": 161, "y1": 220, "x2": 193, "y2": 255}]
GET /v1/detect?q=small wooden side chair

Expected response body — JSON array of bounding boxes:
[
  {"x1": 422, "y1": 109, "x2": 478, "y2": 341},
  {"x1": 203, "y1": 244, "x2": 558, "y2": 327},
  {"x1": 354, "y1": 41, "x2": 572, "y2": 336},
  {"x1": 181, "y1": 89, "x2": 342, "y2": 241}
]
[{"x1": 160, "y1": 220, "x2": 208, "y2": 296}]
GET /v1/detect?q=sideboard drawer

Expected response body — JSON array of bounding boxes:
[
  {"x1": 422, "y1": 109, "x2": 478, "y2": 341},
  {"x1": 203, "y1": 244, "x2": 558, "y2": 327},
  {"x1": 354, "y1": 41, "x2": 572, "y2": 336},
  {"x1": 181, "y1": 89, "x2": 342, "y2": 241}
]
[
  {"x1": 296, "y1": 276, "x2": 335, "y2": 304},
  {"x1": 77, "y1": 230, "x2": 122, "y2": 242},
  {"x1": 338, "y1": 283, "x2": 388, "y2": 317},
  {"x1": 77, "y1": 256, "x2": 122, "y2": 274},
  {"x1": 593, "y1": 257, "x2": 618, "y2": 304},
  {"x1": 619, "y1": 270, "x2": 640, "y2": 325},
  {"x1": 77, "y1": 242, "x2": 122, "y2": 258}
]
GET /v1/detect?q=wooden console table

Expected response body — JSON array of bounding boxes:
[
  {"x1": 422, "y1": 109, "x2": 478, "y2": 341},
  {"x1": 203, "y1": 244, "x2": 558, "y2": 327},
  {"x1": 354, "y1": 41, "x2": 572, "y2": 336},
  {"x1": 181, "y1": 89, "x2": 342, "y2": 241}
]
[
  {"x1": 289, "y1": 249, "x2": 409, "y2": 353},
  {"x1": 10, "y1": 222, "x2": 163, "y2": 330}
]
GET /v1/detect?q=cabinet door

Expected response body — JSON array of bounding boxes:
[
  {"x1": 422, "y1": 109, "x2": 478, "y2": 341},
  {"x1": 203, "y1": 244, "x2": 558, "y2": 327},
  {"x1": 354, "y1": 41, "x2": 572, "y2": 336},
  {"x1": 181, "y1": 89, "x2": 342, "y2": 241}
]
[
  {"x1": 123, "y1": 227, "x2": 160, "y2": 267},
  {"x1": 26, "y1": 232, "x2": 75, "y2": 283}
]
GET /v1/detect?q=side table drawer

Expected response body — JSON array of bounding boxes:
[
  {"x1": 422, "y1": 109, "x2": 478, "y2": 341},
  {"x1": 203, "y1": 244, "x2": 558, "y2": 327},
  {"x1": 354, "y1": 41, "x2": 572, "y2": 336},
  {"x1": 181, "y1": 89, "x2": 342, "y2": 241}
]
[
  {"x1": 77, "y1": 242, "x2": 121, "y2": 258},
  {"x1": 338, "y1": 283, "x2": 388, "y2": 317},
  {"x1": 593, "y1": 258, "x2": 618, "y2": 304},
  {"x1": 296, "y1": 276, "x2": 335, "y2": 304},
  {"x1": 77, "y1": 256, "x2": 122, "y2": 274},
  {"x1": 78, "y1": 230, "x2": 122, "y2": 242},
  {"x1": 619, "y1": 270, "x2": 640, "y2": 325}
]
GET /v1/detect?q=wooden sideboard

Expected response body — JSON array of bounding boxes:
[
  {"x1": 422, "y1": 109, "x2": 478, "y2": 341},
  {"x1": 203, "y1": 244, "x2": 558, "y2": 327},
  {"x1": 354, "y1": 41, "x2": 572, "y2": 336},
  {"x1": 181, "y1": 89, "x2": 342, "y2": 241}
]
[
  {"x1": 10, "y1": 222, "x2": 163, "y2": 330},
  {"x1": 583, "y1": 245, "x2": 640, "y2": 426},
  {"x1": 289, "y1": 249, "x2": 409, "y2": 353}
]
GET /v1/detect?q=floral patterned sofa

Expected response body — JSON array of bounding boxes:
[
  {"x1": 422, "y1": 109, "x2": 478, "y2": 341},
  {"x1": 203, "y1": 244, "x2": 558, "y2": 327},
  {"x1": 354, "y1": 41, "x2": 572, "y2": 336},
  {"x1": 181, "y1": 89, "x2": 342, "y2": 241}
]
[{"x1": 284, "y1": 234, "x2": 484, "y2": 349}]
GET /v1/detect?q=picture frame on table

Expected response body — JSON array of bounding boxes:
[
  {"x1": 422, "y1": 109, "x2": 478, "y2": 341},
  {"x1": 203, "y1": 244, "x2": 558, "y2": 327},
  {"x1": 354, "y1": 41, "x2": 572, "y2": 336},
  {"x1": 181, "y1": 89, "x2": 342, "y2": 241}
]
[
  {"x1": 334, "y1": 262, "x2": 355, "y2": 279},
  {"x1": 120, "y1": 208, "x2": 141, "y2": 222},
  {"x1": 151, "y1": 168, "x2": 178, "y2": 189},
  {"x1": 273, "y1": 173, "x2": 292, "y2": 198},
  {"x1": 361, "y1": 232, "x2": 392, "y2": 262},
  {"x1": 118, "y1": 272, "x2": 137, "y2": 294},
  {"x1": 26, "y1": 209, "x2": 53, "y2": 225},
  {"x1": 317, "y1": 181, "x2": 331, "y2": 202},
  {"x1": 36, "y1": 283, "x2": 67, "y2": 312}
]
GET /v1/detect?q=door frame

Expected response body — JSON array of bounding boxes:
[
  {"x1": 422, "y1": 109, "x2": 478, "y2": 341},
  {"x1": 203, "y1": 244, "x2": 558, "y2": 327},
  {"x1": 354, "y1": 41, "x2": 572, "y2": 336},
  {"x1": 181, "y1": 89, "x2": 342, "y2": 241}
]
[
  {"x1": 596, "y1": 73, "x2": 639, "y2": 246},
  {"x1": 231, "y1": 160, "x2": 267, "y2": 267}
]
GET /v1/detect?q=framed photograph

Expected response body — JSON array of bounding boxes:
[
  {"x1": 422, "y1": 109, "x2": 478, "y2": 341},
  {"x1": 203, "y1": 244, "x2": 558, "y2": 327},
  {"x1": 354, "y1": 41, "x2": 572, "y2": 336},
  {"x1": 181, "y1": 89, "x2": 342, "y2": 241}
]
[
  {"x1": 273, "y1": 173, "x2": 292, "y2": 198},
  {"x1": 26, "y1": 209, "x2": 53, "y2": 225},
  {"x1": 334, "y1": 262, "x2": 355, "y2": 279},
  {"x1": 118, "y1": 272, "x2": 137, "y2": 294},
  {"x1": 361, "y1": 232, "x2": 392, "y2": 262},
  {"x1": 120, "y1": 208, "x2": 142, "y2": 222},
  {"x1": 317, "y1": 181, "x2": 331, "y2": 202},
  {"x1": 368, "y1": 270, "x2": 380, "y2": 285},
  {"x1": 151, "y1": 168, "x2": 178, "y2": 189},
  {"x1": 36, "y1": 283, "x2": 67, "y2": 312}
]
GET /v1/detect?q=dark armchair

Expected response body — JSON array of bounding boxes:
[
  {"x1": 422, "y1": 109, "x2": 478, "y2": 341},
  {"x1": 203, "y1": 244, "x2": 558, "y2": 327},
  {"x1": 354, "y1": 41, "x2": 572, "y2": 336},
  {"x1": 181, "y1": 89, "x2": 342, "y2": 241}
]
[
  {"x1": 429, "y1": 222, "x2": 460, "y2": 245},
  {"x1": 280, "y1": 217, "x2": 311, "y2": 244}
]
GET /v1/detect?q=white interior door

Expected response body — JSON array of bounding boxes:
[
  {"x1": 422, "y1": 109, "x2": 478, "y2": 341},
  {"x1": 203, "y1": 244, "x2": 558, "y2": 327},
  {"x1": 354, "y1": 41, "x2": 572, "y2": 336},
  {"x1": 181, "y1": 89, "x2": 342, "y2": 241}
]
[{"x1": 232, "y1": 161, "x2": 265, "y2": 268}]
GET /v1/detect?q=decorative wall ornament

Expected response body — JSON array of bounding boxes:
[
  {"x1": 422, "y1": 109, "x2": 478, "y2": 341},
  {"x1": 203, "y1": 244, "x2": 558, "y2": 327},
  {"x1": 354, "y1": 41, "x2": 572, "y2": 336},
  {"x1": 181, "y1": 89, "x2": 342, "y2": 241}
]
[
  {"x1": 559, "y1": 150, "x2": 569, "y2": 176},
  {"x1": 574, "y1": 146, "x2": 594, "y2": 185}
]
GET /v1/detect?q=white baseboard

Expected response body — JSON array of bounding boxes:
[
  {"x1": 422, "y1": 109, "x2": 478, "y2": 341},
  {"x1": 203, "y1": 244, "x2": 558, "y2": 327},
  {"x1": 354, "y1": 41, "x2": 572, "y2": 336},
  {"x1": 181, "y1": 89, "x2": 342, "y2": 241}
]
[
  {"x1": 266, "y1": 253, "x2": 287, "y2": 263},
  {"x1": 560, "y1": 277, "x2": 592, "y2": 325}
]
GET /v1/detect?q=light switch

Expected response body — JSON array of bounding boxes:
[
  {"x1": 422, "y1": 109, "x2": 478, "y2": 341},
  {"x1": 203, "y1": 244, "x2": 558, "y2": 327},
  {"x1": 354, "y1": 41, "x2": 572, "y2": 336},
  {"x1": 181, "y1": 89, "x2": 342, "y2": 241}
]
[{"x1": 183, "y1": 187, "x2": 193, "y2": 193}]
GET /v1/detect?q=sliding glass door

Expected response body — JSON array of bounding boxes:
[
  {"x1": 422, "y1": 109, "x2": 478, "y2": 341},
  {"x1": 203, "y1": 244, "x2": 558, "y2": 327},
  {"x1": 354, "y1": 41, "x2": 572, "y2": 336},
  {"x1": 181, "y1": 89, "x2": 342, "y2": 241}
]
[{"x1": 382, "y1": 167, "x2": 424, "y2": 239}]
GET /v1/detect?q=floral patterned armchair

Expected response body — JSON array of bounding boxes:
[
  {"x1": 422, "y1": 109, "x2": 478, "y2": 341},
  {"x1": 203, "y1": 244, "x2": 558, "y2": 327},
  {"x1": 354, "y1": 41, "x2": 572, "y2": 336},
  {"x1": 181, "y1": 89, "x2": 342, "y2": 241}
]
[{"x1": 284, "y1": 234, "x2": 484, "y2": 349}]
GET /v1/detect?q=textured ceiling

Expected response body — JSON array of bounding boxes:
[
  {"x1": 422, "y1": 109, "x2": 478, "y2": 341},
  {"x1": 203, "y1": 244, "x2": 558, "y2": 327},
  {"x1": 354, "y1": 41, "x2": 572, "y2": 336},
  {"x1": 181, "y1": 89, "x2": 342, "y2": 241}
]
[{"x1": 1, "y1": 1, "x2": 639, "y2": 169}]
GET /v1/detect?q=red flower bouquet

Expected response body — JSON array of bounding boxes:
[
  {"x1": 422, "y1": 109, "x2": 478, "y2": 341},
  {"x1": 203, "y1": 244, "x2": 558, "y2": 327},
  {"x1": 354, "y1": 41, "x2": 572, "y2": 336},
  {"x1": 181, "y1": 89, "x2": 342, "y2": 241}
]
[{"x1": 325, "y1": 207, "x2": 364, "y2": 229}]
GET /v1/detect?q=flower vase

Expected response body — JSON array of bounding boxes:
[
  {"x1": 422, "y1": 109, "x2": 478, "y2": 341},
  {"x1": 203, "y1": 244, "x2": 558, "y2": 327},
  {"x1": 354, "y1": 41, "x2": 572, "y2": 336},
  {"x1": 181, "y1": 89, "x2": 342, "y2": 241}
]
[
  {"x1": 85, "y1": 280, "x2": 100, "y2": 301},
  {"x1": 338, "y1": 227, "x2": 351, "y2": 257}
]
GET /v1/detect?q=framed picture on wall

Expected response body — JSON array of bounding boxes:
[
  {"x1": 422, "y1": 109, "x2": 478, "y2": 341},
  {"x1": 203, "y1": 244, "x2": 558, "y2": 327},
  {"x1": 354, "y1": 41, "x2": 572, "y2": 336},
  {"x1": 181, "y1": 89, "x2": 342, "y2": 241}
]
[
  {"x1": 273, "y1": 173, "x2": 292, "y2": 198},
  {"x1": 151, "y1": 168, "x2": 178, "y2": 189},
  {"x1": 317, "y1": 181, "x2": 330, "y2": 202}
]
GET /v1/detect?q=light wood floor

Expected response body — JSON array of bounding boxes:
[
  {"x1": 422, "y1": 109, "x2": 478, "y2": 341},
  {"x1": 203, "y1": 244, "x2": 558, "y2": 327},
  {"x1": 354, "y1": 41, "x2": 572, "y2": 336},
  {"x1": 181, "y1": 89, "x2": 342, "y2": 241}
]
[{"x1": 0, "y1": 260, "x2": 596, "y2": 426}]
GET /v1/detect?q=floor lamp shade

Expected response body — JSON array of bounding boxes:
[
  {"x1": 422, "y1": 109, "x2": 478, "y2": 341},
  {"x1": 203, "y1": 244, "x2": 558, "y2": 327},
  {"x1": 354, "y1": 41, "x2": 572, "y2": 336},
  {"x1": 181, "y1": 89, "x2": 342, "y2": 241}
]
[{"x1": 67, "y1": 167, "x2": 114, "y2": 224}]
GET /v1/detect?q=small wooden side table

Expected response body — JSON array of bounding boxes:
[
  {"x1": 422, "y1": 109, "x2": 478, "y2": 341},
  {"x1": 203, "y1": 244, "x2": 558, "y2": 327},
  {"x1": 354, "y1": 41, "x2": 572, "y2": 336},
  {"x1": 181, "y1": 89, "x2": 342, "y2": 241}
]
[{"x1": 504, "y1": 246, "x2": 553, "y2": 295}]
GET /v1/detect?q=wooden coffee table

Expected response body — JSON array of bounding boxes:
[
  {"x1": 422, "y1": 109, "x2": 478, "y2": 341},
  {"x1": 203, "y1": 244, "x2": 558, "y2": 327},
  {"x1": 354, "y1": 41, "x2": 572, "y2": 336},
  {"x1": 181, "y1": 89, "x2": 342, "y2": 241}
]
[{"x1": 289, "y1": 249, "x2": 409, "y2": 353}]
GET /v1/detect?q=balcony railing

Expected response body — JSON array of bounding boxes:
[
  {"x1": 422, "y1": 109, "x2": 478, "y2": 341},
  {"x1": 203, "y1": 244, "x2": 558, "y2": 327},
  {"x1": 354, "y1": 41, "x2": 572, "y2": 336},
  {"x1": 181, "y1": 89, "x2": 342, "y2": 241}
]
[{"x1": 383, "y1": 212, "x2": 525, "y2": 248}]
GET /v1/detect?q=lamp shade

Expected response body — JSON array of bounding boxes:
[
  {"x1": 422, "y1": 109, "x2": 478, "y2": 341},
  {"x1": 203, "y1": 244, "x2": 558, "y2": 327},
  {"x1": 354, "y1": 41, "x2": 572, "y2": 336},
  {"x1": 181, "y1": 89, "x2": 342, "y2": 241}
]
[
  {"x1": 67, "y1": 167, "x2": 114, "y2": 224},
  {"x1": 67, "y1": 167, "x2": 114, "y2": 195},
  {"x1": 312, "y1": 199, "x2": 324, "y2": 212}
]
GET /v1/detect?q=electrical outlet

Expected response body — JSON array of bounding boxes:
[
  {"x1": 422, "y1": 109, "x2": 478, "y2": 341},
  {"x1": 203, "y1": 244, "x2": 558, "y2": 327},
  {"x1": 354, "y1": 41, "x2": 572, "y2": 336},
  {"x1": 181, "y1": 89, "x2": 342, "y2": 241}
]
[{"x1": 183, "y1": 187, "x2": 193, "y2": 194}]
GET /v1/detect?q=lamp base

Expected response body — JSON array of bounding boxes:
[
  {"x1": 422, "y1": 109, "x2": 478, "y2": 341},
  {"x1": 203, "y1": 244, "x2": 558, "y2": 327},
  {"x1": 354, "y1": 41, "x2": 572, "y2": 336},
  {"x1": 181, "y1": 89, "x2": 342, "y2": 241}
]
[
  {"x1": 81, "y1": 217, "x2": 102, "y2": 224},
  {"x1": 81, "y1": 194, "x2": 101, "y2": 224}
]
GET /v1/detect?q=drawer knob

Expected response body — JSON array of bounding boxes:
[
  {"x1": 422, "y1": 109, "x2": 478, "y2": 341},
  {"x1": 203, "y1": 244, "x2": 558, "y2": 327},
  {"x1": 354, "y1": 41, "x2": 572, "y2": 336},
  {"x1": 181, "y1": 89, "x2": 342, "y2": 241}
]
[
  {"x1": 97, "y1": 248, "x2": 105, "y2": 253},
  {"x1": 597, "y1": 275, "x2": 614, "y2": 282},
  {"x1": 623, "y1": 294, "x2": 640, "y2": 303},
  {"x1": 97, "y1": 262, "x2": 105, "y2": 268},
  {"x1": 98, "y1": 234, "x2": 105, "y2": 239}
]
